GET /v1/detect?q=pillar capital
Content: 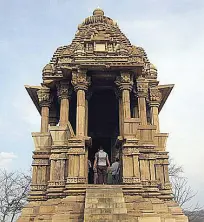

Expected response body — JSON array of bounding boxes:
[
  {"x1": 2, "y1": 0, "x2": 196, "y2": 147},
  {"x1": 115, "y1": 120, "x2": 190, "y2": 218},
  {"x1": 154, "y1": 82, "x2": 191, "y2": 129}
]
[
  {"x1": 149, "y1": 87, "x2": 162, "y2": 107},
  {"x1": 57, "y1": 81, "x2": 72, "y2": 100},
  {"x1": 37, "y1": 87, "x2": 52, "y2": 107},
  {"x1": 71, "y1": 70, "x2": 91, "y2": 91},
  {"x1": 136, "y1": 77, "x2": 148, "y2": 98},
  {"x1": 115, "y1": 72, "x2": 133, "y2": 91}
]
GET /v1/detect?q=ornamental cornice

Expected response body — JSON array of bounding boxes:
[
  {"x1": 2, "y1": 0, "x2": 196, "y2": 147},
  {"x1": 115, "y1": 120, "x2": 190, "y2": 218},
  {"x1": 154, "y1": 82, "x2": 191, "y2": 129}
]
[
  {"x1": 71, "y1": 70, "x2": 91, "y2": 91},
  {"x1": 149, "y1": 87, "x2": 162, "y2": 106},
  {"x1": 122, "y1": 148, "x2": 139, "y2": 156},
  {"x1": 115, "y1": 72, "x2": 133, "y2": 91},
  {"x1": 66, "y1": 177, "x2": 86, "y2": 184},
  {"x1": 123, "y1": 177, "x2": 140, "y2": 184},
  {"x1": 37, "y1": 87, "x2": 52, "y2": 107},
  {"x1": 57, "y1": 81, "x2": 72, "y2": 100}
]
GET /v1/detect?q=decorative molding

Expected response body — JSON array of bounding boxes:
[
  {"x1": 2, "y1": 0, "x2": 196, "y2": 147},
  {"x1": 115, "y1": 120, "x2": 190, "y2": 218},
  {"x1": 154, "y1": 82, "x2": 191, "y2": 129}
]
[
  {"x1": 30, "y1": 184, "x2": 47, "y2": 191},
  {"x1": 50, "y1": 153, "x2": 67, "y2": 160},
  {"x1": 66, "y1": 177, "x2": 86, "y2": 184},
  {"x1": 123, "y1": 177, "x2": 140, "y2": 184},
  {"x1": 71, "y1": 70, "x2": 91, "y2": 91},
  {"x1": 32, "y1": 159, "x2": 50, "y2": 166},
  {"x1": 48, "y1": 180, "x2": 66, "y2": 187},
  {"x1": 115, "y1": 72, "x2": 133, "y2": 91},
  {"x1": 149, "y1": 87, "x2": 162, "y2": 106},
  {"x1": 122, "y1": 148, "x2": 139, "y2": 156},
  {"x1": 37, "y1": 87, "x2": 52, "y2": 107},
  {"x1": 57, "y1": 81, "x2": 72, "y2": 100},
  {"x1": 136, "y1": 77, "x2": 148, "y2": 98}
]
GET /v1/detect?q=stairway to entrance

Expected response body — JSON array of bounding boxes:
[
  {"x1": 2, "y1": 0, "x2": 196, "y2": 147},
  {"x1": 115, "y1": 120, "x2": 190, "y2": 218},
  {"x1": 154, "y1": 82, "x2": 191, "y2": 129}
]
[{"x1": 84, "y1": 186, "x2": 129, "y2": 222}]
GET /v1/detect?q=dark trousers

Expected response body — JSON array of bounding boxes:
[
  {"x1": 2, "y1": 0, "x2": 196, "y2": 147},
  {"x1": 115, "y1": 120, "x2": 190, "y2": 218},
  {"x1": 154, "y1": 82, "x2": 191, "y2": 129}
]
[
  {"x1": 112, "y1": 174, "x2": 119, "y2": 184},
  {"x1": 97, "y1": 166, "x2": 107, "y2": 184}
]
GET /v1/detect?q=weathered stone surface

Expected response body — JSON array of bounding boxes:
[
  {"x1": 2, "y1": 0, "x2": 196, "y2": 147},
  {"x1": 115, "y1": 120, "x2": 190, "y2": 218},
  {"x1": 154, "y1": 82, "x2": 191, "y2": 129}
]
[{"x1": 19, "y1": 8, "x2": 188, "y2": 222}]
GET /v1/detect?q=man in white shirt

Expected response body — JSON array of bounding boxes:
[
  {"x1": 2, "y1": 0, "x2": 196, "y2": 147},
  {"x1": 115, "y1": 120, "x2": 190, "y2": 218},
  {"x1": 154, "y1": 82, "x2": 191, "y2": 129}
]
[{"x1": 93, "y1": 146, "x2": 110, "y2": 184}]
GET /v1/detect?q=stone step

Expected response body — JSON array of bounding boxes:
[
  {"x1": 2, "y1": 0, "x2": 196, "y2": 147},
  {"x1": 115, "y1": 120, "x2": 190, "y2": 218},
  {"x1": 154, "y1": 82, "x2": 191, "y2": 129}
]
[
  {"x1": 84, "y1": 213, "x2": 129, "y2": 220},
  {"x1": 86, "y1": 192, "x2": 123, "y2": 197},
  {"x1": 85, "y1": 202, "x2": 126, "y2": 208},
  {"x1": 86, "y1": 189, "x2": 121, "y2": 193},
  {"x1": 84, "y1": 207, "x2": 127, "y2": 214},
  {"x1": 85, "y1": 197, "x2": 125, "y2": 203},
  {"x1": 84, "y1": 187, "x2": 129, "y2": 222}
]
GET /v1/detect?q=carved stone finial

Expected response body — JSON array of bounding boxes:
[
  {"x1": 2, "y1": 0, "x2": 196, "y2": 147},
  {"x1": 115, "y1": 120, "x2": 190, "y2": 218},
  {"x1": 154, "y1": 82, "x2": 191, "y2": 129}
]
[
  {"x1": 37, "y1": 87, "x2": 52, "y2": 107},
  {"x1": 57, "y1": 81, "x2": 72, "y2": 100},
  {"x1": 42, "y1": 63, "x2": 54, "y2": 74},
  {"x1": 149, "y1": 63, "x2": 158, "y2": 79},
  {"x1": 93, "y1": 8, "x2": 104, "y2": 16},
  {"x1": 71, "y1": 70, "x2": 91, "y2": 91},
  {"x1": 115, "y1": 72, "x2": 133, "y2": 91}
]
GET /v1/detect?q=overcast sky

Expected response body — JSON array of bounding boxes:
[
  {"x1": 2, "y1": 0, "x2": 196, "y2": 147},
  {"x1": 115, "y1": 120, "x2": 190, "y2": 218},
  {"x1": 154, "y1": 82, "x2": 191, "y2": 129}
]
[{"x1": 0, "y1": 0, "x2": 203, "y2": 206}]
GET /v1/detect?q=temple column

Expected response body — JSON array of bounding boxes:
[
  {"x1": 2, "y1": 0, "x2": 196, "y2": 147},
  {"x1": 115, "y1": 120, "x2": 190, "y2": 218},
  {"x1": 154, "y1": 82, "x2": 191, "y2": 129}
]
[
  {"x1": 133, "y1": 153, "x2": 140, "y2": 180},
  {"x1": 72, "y1": 70, "x2": 91, "y2": 137},
  {"x1": 132, "y1": 98, "x2": 139, "y2": 118},
  {"x1": 37, "y1": 87, "x2": 52, "y2": 132},
  {"x1": 115, "y1": 89, "x2": 123, "y2": 136},
  {"x1": 119, "y1": 96, "x2": 124, "y2": 135},
  {"x1": 115, "y1": 71, "x2": 133, "y2": 120},
  {"x1": 149, "y1": 87, "x2": 162, "y2": 133},
  {"x1": 49, "y1": 108, "x2": 58, "y2": 126},
  {"x1": 115, "y1": 72, "x2": 136, "y2": 183},
  {"x1": 85, "y1": 91, "x2": 92, "y2": 136},
  {"x1": 48, "y1": 154, "x2": 66, "y2": 196},
  {"x1": 57, "y1": 81, "x2": 71, "y2": 126},
  {"x1": 29, "y1": 87, "x2": 52, "y2": 201},
  {"x1": 136, "y1": 77, "x2": 148, "y2": 125}
]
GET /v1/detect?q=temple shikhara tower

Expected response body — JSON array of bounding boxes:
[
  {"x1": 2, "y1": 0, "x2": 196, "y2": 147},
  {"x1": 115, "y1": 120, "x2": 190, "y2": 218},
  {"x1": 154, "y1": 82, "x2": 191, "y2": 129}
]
[{"x1": 18, "y1": 8, "x2": 188, "y2": 222}]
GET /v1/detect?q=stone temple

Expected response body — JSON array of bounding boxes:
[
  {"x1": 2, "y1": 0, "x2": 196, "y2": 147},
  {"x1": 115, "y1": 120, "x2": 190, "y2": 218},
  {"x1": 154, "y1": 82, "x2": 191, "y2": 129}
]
[{"x1": 18, "y1": 8, "x2": 188, "y2": 222}]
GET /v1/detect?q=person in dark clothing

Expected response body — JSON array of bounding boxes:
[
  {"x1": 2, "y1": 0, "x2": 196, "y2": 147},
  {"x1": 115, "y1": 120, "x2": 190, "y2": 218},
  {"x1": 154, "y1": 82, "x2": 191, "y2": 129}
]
[
  {"x1": 93, "y1": 146, "x2": 110, "y2": 184},
  {"x1": 111, "y1": 158, "x2": 120, "y2": 184},
  {"x1": 88, "y1": 159, "x2": 93, "y2": 184}
]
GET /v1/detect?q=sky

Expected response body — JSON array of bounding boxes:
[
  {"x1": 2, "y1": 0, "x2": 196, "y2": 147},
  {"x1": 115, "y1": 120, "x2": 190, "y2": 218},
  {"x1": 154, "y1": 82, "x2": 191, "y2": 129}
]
[{"x1": 0, "y1": 0, "x2": 204, "y2": 206}]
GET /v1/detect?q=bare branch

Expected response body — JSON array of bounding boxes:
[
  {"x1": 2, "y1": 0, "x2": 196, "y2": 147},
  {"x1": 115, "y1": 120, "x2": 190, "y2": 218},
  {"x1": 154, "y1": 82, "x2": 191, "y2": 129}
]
[{"x1": 0, "y1": 169, "x2": 31, "y2": 222}]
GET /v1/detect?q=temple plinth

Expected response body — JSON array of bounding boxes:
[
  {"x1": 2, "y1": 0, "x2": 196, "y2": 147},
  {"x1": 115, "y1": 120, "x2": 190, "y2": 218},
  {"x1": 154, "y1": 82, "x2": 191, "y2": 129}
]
[{"x1": 18, "y1": 8, "x2": 188, "y2": 222}]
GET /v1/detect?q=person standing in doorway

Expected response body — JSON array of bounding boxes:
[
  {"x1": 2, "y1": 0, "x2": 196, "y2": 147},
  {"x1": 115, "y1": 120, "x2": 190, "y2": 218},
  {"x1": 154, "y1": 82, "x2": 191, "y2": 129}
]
[
  {"x1": 93, "y1": 146, "x2": 110, "y2": 184},
  {"x1": 111, "y1": 158, "x2": 120, "y2": 184}
]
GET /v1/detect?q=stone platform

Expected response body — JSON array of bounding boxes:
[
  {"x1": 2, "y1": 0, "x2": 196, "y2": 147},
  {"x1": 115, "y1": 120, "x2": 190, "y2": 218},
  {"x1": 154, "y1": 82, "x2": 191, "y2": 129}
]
[{"x1": 18, "y1": 185, "x2": 188, "y2": 222}]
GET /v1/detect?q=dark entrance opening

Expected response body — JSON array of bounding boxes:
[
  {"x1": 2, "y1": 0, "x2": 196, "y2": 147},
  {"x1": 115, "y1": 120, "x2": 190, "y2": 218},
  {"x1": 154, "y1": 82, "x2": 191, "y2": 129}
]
[{"x1": 88, "y1": 89, "x2": 119, "y2": 170}]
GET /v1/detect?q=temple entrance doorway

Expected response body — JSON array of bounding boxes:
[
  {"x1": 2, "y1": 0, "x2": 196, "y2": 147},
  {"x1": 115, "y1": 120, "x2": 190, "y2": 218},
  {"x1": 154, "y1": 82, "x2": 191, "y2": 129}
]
[{"x1": 88, "y1": 89, "x2": 119, "y2": 183}]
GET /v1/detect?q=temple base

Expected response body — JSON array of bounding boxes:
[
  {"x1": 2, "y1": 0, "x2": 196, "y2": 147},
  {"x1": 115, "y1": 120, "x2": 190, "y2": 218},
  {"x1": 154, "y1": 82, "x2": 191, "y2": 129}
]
[{"x1": 18, "y1": 185, "x2": 188, "y2": 222}]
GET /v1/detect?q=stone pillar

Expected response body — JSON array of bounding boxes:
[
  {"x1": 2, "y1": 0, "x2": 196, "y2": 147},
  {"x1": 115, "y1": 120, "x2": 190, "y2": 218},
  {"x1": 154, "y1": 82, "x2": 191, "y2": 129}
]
[
  {"x1": 72, "y1": 70, "x2": 91, "y2": 137},
  {"x1": 115, "y1": 71, "x2": 133, "y2": 120},
  {"x1": 115, "y1": 89, "x2": 123, "y2": 136},
  {"x1": 85, "y1": 91, "x2": 92, "y2": 136},
  {"x1": 136, "y1": 77, "x2": 148, "y2": 125},
  {"x1": 48, "y1": 153, "x2": 66, "y2": 196},
  {"x1": 132, "y1": 87, "x2": 139, "y2": 118},
  {"x1": 37, "y1": 87, "x2": 52, "y2": 133},
  {"x1": 57, "y1": 81, "x2": 71, "y2": 126},
  {"x1": 49, "y1": 109, "x2": 58, "y2": 126},
  {"x1": 29, "y1": 152, "x2": 50, "y2": 201},
  {"x1": 149, "y1": 87, "x2": 162, "y2": 133},
  {"x1": 133, "y1": 153, "x2": 140, "y2": 179}
]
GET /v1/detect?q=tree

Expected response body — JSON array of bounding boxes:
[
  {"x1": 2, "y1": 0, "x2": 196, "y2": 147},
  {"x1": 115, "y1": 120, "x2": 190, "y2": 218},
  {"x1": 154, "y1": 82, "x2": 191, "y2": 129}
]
[
  {"x1": 0, "y1": 169, "x2": 31, "y2": 222},
  {"x1": 169, "y1": 159, "x2": 204, "y2": 222}
]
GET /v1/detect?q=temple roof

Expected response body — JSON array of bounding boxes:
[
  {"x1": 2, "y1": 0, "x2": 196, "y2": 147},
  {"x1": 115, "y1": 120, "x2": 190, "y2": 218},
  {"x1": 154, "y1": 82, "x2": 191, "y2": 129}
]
[{"x1": 42, "y1": 9, "x2": 156, "y2": 81}]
